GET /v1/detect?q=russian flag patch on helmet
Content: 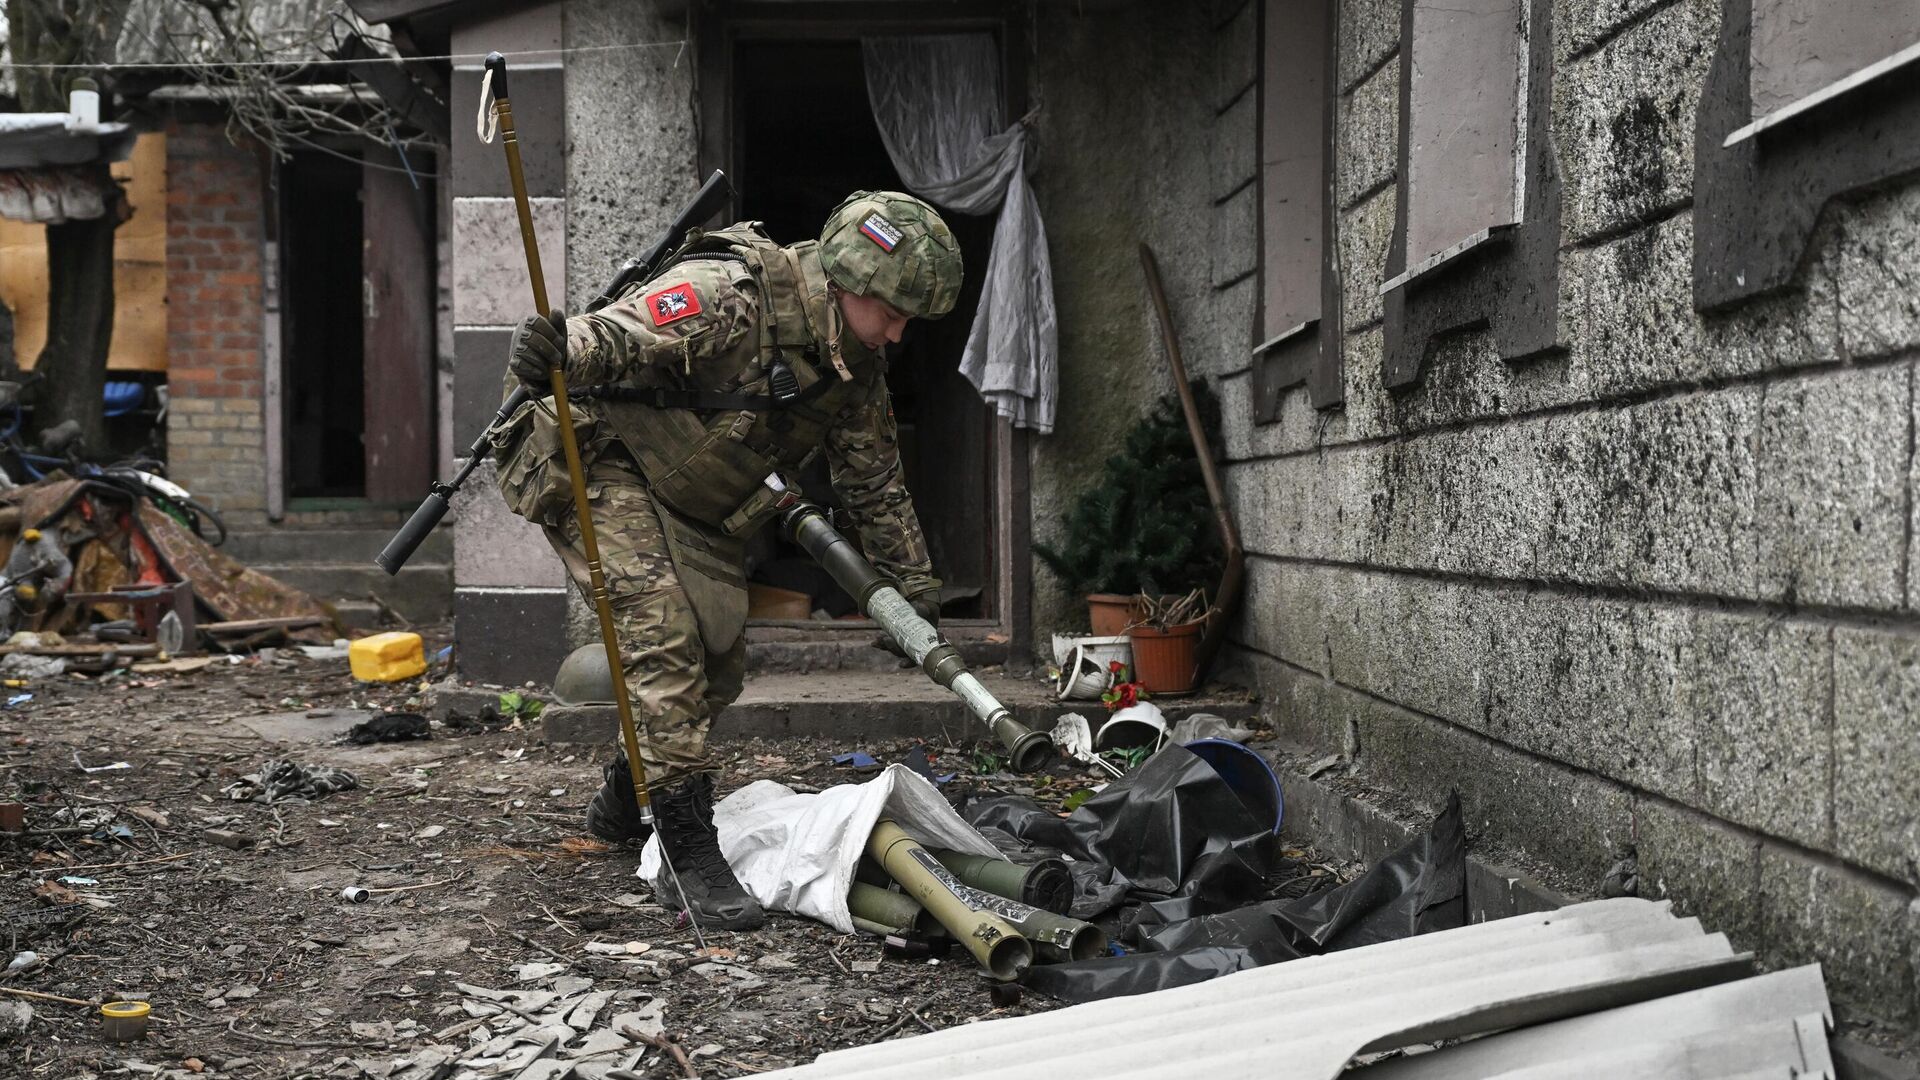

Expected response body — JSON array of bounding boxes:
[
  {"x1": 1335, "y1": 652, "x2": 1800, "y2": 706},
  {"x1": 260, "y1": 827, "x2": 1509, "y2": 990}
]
[
  {"x1": 645, "y1": 282, "x2": 702, "y2": 327},
  {"x1": 859, "y1": 213, "x2": 902, "y2": 253}
]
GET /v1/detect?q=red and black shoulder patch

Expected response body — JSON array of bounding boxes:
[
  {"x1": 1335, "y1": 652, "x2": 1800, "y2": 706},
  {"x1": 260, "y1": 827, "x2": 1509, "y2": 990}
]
[{"x1": 644, "y1": 282, "x2": 704, "y2": 327}]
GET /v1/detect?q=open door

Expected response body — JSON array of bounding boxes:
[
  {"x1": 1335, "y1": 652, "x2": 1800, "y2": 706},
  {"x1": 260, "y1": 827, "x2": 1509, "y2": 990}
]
[
  {"x1": 733, "y1": 38, "x2": 997, "y2": 620},
  {"x1": 360, "y1": 153, "x2": 435, "y2": 503}
]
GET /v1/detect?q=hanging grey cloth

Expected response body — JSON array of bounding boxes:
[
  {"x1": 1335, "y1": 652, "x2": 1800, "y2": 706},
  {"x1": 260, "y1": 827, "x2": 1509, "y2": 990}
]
[{"x1": 862, "y1": 35, "x2": 1058, "y2": 434}]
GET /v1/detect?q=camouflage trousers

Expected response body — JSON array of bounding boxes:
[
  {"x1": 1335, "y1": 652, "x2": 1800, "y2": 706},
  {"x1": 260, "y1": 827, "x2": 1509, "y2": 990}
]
[{"x1": 544, "y1": 455, "x2": 747, "y2": 789}]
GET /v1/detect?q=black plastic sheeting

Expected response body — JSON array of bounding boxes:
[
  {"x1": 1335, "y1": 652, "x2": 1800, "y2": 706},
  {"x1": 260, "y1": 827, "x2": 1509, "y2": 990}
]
[{"x1": 965, "y1": 744, "x2": 1465, "y2": 1002}]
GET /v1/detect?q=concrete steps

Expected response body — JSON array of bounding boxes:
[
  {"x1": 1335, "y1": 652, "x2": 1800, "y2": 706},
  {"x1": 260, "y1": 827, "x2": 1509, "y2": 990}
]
[
  {"x1": 222, "y1": 526, "x2": 451, "y2": 566},
  {"x1": 528, "y1": 670, "x2": 1258, "y2": 745},
  {"x1": 744, "y1": 632, "x2": 1009, "y2": 673},
  {"x1": 224, "y1": 526, "x2": 452, "y2": 625}
]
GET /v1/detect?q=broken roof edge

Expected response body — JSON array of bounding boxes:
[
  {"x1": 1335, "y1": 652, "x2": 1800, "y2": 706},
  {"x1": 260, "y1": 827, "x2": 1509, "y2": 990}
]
[
  {"x1": 0, "y1": 115, "x2": 138, "y2": 171},
  {"x1": 345, "y1": 0, "x2": 543, "y2": 31}
]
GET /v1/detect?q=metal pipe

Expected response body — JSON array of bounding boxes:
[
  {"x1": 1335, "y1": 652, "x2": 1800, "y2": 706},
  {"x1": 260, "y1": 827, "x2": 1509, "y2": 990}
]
[
  {"x1": 863, "y1": 844, "x2": 1104, "y2": 964},
  {"x1": 1005, "y1": 906, "x2": 1106, "y2": 964},
  {"x1": 868, "y1": 820, "x2": 1031, "y2": 981},
  {"x1": 785, "y1": 502, "x2": 1053, "y2": 771},
  {"x1": 848, "y1": 881, "x2": 946, "y2": 938},
  {"x1": 929, "y1": 848, "x2": 1074, "y2": 916}
]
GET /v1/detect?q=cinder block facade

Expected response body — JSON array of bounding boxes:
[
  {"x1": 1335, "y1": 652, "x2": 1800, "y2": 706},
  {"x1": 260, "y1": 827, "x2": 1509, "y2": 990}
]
[
  {"x1": 1206, "y1": 0, "x2": 1920, "y2": 1025},
  {"x1": 446, "y1": 3, "x2": 572, "y2": 687}
]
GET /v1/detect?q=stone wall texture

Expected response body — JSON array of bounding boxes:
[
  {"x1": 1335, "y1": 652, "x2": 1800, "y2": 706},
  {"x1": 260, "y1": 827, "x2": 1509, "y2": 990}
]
[
  {"x1": 1188, "y1": 0, "x2": 1920, "y2": 1026},
  {"x1": 164, "y1": 119, "x2": 267, "y2": 521},
  {"x1": 447, "y1": 2, "x2": 573, "y2": 686}
]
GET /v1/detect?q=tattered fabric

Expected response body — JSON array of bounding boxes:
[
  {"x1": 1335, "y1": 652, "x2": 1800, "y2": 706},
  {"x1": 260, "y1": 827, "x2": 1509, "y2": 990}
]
[{"x1": 862, "y1": 34, "x2": 1059, "y2": 434}]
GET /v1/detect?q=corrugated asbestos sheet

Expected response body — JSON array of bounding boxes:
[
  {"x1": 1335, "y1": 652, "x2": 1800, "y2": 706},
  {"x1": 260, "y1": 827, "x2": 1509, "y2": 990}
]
[{"x1": 760, "y1": 898, "x2": 1835, "y2": 1080}]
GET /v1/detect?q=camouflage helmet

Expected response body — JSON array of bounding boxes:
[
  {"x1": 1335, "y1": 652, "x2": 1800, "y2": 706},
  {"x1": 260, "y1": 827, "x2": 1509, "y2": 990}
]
[
  {"x1": 551, "y1": 644, "x2": 616, "y2": 707},
  {"x1": 818, "y1": 191, "x2": 963, "y2": 320}
]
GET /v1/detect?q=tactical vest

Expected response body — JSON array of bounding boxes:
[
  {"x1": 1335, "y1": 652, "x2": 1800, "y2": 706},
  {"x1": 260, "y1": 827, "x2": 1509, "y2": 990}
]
[{"x1": 592, "y1": 226, "x2": 885, "y2": 538}]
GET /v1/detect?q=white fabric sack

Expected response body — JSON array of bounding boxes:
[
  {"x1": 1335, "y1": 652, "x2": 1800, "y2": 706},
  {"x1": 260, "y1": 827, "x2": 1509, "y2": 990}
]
[
  {"x1": 863, "y1": 34, "x2": 1059, "y2": 434},
  {"x1": 638, "y1": 764, "x2": 1004, "y2": 933}
]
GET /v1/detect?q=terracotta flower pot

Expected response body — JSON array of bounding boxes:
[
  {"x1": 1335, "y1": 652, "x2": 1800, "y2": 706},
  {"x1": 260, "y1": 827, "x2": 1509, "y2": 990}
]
[
  {"x1": 1127, "y1": 618, "x2": 1204, "y2": 693},
  {"x1": 1086, "y1": 593, "x2": 1142, "y2": 636}
]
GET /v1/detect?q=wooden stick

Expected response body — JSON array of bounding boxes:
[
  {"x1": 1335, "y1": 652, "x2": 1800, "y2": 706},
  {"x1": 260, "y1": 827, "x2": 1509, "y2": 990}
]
[
  {"x1": 0, "y1": 985, "x2": 90, "y2": 1006},
  {"x1": 51, "y1": 853, "x2": 190, "y2": 873},
  {"x1": 622, "y1": 1027, "x2": 699, "y2": 1078},
  {"x1": 506, "y1": 930, "x2": 575, "y2": 967},
  {"x1": 0, "y1": 644, "x2": 158, "y2": 657},
  {"x1": 200, "y1": 616, "x2": 324, "y2": 634},
  {"x1": 1138, "y1": 243, "x2": 1246, "y2": 686}
]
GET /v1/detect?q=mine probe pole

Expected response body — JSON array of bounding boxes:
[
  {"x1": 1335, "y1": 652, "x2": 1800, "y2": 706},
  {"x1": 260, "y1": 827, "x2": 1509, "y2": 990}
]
[{"x1": 484, "y1": 53, "x2": 705, "y2": 949}]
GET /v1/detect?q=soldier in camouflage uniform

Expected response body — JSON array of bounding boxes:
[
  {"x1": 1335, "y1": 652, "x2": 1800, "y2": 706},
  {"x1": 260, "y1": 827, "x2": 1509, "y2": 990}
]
[{"x1": 496, "y1": 191, "x2": 961, "y2": 929}]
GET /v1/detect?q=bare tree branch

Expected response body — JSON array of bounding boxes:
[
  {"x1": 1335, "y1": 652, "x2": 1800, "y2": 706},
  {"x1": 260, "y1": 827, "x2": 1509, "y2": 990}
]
[{"x1": 120, "y1": 0, "x2": 439, "y2": 169}]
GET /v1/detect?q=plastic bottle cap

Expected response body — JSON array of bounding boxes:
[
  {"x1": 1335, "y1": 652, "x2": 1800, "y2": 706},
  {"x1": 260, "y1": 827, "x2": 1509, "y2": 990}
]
[{"x1": 20, "y1": 529, "x2": 39, "y2": 543}]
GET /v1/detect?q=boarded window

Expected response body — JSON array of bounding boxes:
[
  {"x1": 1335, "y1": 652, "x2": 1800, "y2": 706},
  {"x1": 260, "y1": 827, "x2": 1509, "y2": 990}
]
[
  {"x1": 1693, "y1": 0, "x2": 1920, "y2": 309},
  {"x1": 1750, "y1": 0, "x2": 1920, "y2": 119},
  {"x1": 1379, "y1": 0, "x2": 1561, "y2": 387},
  {"x1": 1251, "y1": 0, "x2": 1341, "y2": 415},
  {"x1": 1402, "y1": 0, "x2": 1523, "y2": 274},
  {"x1": 1258, "y1": 0, "x2": 1327, "y2": 345}
]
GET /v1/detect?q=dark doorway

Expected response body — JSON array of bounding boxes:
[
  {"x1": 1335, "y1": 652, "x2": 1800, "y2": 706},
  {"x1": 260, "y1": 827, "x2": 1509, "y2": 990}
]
[
  {"x1": 734, "y1": 40, "x2": 996, "y2": 620},
  {"x1": 279, "y1": 151, "x2": 366, "y2": 498}
]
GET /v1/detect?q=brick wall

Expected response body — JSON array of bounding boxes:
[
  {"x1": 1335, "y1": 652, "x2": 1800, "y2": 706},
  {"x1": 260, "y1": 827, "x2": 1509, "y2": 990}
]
[
  {"x1": 164, "y1": 119, "x2": 267, "y2": 521},
  {"x1": 1201, "y1": 0, "x2": 1920, "y2": 1025}
]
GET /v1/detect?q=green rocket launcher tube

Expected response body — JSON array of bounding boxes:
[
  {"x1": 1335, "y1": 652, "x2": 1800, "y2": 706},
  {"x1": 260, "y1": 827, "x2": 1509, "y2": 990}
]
[
  {"x1": 870, "y1": 820, "x2": 1031, "y2": 980},
  {"x1": 852, "y1": 851, "x2": 1105, "y2": 964},
  {"x1": 780, "y1": 497, "x2": 1054, "y2": 772},
  {"x1": 929, "y1": 848, "x2": 1074, "y2": 915}
]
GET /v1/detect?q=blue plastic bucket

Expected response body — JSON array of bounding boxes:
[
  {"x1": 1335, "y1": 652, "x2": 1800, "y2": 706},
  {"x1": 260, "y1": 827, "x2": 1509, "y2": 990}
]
[{"x1": 1185, "y1": 738, "x2": 1285, "y2": 834}]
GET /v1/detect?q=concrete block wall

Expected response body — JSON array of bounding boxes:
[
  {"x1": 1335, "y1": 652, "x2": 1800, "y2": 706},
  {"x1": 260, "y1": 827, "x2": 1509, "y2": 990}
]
[
  {"x1": 163, "y1": 119, "x2": 267, "y2": 523},
  {"x1": 1204, "y1": 0, "x2": 1920, "y2": 1026},
  {"x1": 447, "y1": 2, "x2": 572, "y2": 687}
]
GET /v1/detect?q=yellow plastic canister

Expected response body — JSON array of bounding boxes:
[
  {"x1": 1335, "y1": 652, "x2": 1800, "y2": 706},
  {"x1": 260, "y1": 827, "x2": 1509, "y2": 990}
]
[{"x1": 348, "y1": 631, "x2": 427, "y2": 682}]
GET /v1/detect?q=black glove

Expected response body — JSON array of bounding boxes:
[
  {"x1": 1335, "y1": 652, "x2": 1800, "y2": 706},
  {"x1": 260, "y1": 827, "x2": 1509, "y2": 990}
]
[
  {"x1": 508, "y1": 309, "x2": 567, "y2": 388},
  {"x1": 909, "y1": 593, "x2": 941, "y2": 628}
]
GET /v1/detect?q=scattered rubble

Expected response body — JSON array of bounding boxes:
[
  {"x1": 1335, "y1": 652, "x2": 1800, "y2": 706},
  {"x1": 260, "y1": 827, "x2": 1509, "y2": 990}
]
[{"x1": 0, "y1": 629, "x2": 1330, "y2": 1077}]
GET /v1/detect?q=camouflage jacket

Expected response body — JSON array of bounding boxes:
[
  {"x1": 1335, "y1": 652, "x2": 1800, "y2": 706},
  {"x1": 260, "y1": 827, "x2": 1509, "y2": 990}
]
[{"x1": 557, "y1": 245, "x2": 938, "y2": 599}]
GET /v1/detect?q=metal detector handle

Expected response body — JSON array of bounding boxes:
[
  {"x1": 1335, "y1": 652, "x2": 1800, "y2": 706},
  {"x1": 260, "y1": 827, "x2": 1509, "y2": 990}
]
[{"x1": 375, "y1": 384, "x2": 534, "y2": 575}]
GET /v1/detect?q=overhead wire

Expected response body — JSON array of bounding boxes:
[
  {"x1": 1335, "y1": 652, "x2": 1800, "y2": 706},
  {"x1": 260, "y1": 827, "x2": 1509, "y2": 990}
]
[{"x1": 3, "y1": 40, "x2": 688, "y2": 71}]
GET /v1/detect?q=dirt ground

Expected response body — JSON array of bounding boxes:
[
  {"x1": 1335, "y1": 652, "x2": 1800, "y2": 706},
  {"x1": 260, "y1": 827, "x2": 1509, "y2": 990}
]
[{"x1": 0, "y1": 633, "x2": 1339, "y2": 1080}]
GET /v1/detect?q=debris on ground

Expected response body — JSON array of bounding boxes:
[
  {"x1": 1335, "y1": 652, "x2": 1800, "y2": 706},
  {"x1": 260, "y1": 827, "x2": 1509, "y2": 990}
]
[
  {"x1": 0, "y1": 631, "x2": 1309, "y2": 1077},
  {"x1": 345, "y1": 713, "x2": 432, "y2": 745},
  {"x1": 222, "y1": 759, "x2": 359, "y2": 803}
]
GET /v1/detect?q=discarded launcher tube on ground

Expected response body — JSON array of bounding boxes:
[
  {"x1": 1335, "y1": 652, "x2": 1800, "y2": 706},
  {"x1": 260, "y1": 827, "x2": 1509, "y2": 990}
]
[{"x1": 858, "y1": 820, "x2": 1107, "y2": 977}]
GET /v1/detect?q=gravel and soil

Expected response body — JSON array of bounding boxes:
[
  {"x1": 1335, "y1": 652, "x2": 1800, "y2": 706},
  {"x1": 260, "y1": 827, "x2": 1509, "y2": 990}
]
[{"x1": 0, "y1": 633, "x2": 1342, "y2": 1079}]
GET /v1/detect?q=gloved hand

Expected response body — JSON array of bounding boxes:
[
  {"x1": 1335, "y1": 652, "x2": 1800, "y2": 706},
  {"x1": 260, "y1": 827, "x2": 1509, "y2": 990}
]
[
  {"x1": 909, "y1": 592, "x2": 941, "y2": 627},
  {"x1": 508, "y1": 309, "x2": 567, "y2": 388}
]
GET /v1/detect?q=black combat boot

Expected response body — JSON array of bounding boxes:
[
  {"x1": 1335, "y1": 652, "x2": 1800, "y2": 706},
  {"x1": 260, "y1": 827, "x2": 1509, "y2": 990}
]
[
  {"x1": 584, "y1": 755, "x2": 653, "y2": 845},
  {"x1": 652, "y1": 773, "x2": 765, "y2": 931}
]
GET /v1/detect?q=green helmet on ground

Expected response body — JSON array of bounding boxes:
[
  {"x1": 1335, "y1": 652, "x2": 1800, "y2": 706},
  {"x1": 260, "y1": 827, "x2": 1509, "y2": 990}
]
[
  {"x1": 818, "y1": 190, "x2": 963, "y2": 320},
  {"x1": 552, "y1": 644, "x2": 617, "y2": 707}
]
